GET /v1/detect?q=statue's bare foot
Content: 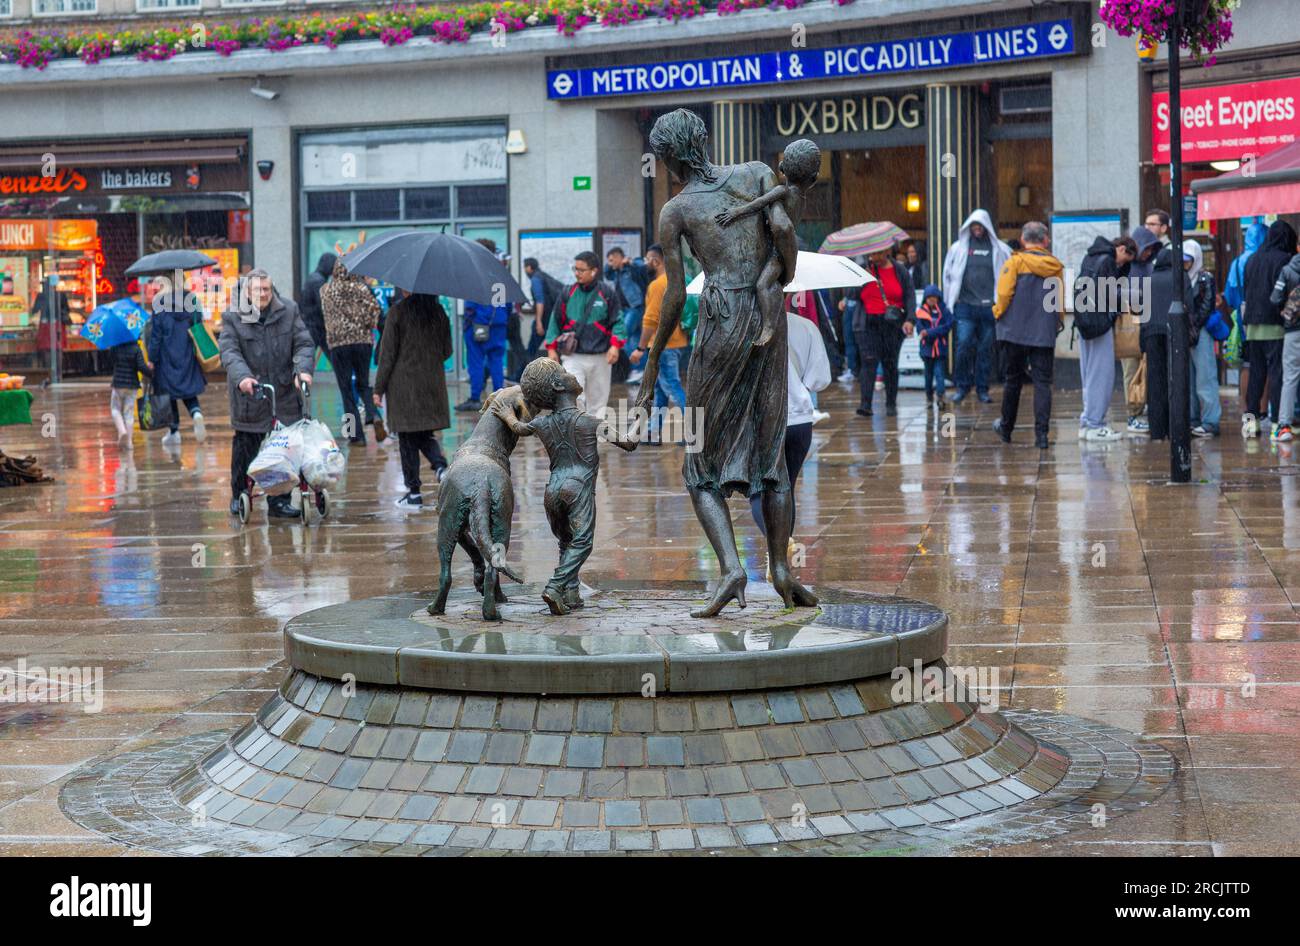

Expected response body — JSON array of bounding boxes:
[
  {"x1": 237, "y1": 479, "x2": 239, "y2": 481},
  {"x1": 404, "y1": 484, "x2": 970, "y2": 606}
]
[
  {"x1": 772, "y1": 569, "x2": 818, "y2": 609},
  {"x1": 691, "y1": 569, "x2": 747, "y2": 618},
  {"x1": 427, "y1": 601, "x2": 446, "y2": 616},
  {"x1": 542, "y1": 587, "x2": 571, "y2": 616},
  {"x1": 754, "y1": 320, "x2": 776, "y2": 348}
]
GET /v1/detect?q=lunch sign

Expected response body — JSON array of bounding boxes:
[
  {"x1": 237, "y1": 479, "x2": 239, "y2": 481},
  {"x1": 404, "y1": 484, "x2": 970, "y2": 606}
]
[{"x1": 547, "y1": 19, "x2": 1075, "y2": 100}]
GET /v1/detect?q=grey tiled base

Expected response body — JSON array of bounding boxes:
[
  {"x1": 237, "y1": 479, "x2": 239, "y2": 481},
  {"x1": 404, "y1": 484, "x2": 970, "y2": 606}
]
[{"x1": 60, "y1": 687, "x2": 1175, "y2": 855}]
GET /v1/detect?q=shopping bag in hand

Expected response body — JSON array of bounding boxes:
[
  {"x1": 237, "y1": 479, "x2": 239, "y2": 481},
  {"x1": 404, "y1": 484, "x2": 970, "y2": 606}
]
[
  {"x1": 299, "y1": 419, "x2": 345, "y2": 490},
  {"x1": 136, "y1": 383, "x2": 175, "y2": 431},
  {"x1": 247, "y1": 423, "x2": 304, "y2": 495}
]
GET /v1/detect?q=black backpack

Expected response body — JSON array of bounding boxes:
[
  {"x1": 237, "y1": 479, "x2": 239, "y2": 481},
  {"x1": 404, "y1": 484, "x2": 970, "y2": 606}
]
[
  {"x1": 1072, "y1": 273, "x2": 1116, "y2": 341},
  {"x1": 538, "y1": 271, "x2": 565, "y2": 311}
]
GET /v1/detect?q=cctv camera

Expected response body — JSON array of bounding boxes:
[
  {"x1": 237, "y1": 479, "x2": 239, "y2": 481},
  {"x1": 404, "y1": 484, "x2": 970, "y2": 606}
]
[{"x1": 250, "y1": 84, "x2": 279, "y2": 101}]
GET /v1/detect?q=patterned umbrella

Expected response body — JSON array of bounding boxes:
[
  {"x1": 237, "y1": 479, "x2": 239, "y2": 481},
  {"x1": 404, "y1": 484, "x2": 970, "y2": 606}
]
[
  {"x1": 80, "y1": 298, "x2": 148, "y2": 350},
  {"x1": 819, "y1": 222, "x2": 909, "y2": 258}
]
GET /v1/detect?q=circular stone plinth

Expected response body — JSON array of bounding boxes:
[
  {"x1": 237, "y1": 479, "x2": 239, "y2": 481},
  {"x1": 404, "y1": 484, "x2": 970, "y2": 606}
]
[{"x1": 284, "y1": 581, "x2": 946, "y2": 695}]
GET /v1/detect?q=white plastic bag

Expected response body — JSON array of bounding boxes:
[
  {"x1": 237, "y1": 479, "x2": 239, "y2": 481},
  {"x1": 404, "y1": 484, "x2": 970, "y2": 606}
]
[
  {"x1": 247, "y1": 423, "x2": 303, "y2": 495},
  {"x1": 299, "y1": 418, "x2": 344, "y2": 490}
]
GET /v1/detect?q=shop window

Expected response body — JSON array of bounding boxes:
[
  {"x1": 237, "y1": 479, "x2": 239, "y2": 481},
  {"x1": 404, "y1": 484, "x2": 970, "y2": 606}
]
[
  {"x1": 136, "y1": 0, "x2": 199, "y2": 9},
  {"x1": 0, "y1": 1, "x2": 11, "y2": 15},
  {"x1": 33, "y1": 0, "x2": 97, "y2": 14},
  {"x1": 456, "y1": 185, "x2": 507, "y2": 219},
  {"x1": 306, "y1": 190, "x2": 351, "y2": 223},
  {"x1": 353, "y1": 188, "x2": 401, "y2": 221},
  {"x1": 404, "y1": 187, "x2": 451, "y2": 220}
]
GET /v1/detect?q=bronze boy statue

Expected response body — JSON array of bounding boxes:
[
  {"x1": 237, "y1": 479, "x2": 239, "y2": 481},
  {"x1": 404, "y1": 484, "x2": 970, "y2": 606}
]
[
  {"x1": 493, "y1": 357, "x2": 636, "y2": 615},
  {"x1": 714, "y1": 138, "x2": 821, "y2": 347}
]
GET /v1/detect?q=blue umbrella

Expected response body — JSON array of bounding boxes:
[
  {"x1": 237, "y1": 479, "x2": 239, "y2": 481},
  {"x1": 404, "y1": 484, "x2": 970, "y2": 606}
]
[{"x1": 81, "y1": 298, "x2": 148, "y2": 350}]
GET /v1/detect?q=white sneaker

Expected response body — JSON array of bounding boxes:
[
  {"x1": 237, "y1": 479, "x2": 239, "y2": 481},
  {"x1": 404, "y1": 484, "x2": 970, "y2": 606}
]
[
  {"x1": 1086, "y1": 426, "x2": 1121, "y2": 442},
  {"x1": 192, "y1": 411, "x2": 206, "y2": 443},
  {"x1": 1127, "y1": 417, "x2": 1149, "y2": 435},
  {"x1": 626, "y1": 369, "x2": 644, "y2": 385},
  {"x1": 812, "y1": 410, "x2": 830, "y2": 426},
  {"x1": 1077, "y1": 427, "x2": 1089, "y2": 440},
  {"x1": 1242, "y1": 413, "x2": 1260, "y2": 438},
  {"x1": 837, "y1": 370, "x2": 855, "y2": 383},
  {"x1": 1191, "y1": 425, "x2": 1211, "y2": 438},
  {"x1": 394, "y1": 492, "x2": 424, "y2": 511},
  {"x1": 161, "y1": 430, "x2": 181, "y2": 447}
]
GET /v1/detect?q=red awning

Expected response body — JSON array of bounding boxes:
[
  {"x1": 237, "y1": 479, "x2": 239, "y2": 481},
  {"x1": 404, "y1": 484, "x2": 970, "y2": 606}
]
[{"x1": 1193, "y1": 140, "x2": 1300, "y2": 220}]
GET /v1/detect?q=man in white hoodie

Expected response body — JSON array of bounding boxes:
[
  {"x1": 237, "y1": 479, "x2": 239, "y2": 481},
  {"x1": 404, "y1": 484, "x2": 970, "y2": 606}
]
[{"x1": 942, "y1": 209, "x2": 1012, "y2": 404}]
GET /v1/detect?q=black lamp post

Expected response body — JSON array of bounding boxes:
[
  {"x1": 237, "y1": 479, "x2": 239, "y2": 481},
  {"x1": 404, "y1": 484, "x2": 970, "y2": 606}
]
[{"x1": 1167, "y1": 0, "x2": 1192, "y2": 483}]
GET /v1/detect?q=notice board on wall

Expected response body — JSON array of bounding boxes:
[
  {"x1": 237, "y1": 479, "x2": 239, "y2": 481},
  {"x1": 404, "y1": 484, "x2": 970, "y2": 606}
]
[
  {"x1": 1050, "y1": 210, "x2": 1128, "y2": 358},
  {"x1": 518, "y1": 229, "x2": 595, "y2": 293}
]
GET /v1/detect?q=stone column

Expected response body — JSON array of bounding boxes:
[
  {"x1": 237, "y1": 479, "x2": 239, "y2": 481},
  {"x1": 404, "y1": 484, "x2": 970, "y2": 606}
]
[
  {"x1": 926, "y1": 84, "x2": 982, "y2": 283},
  {"x1": 711, "y1": 101, "x2": 761, "y2": 166}
]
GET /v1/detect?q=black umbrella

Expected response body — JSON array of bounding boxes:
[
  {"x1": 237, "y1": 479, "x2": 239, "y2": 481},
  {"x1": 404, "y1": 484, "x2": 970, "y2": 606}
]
[
  {"x1": 125, "y1": 250, "x2": 219, "y2": 277},
  {"x1": 338, "y1": 230, "x2": 527, "y2": 305}
]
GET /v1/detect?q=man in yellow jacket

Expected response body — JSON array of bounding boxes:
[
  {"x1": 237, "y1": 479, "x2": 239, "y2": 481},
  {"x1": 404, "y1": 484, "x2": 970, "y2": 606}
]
[{"x1": 991, "y1": 221, "x2": 1065, "y2": 449}]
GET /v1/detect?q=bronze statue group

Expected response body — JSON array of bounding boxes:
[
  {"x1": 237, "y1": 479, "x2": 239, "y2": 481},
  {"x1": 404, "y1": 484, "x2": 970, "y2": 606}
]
[{"x1": 431, "y1": 110, "x2": 822, "y2": 623}]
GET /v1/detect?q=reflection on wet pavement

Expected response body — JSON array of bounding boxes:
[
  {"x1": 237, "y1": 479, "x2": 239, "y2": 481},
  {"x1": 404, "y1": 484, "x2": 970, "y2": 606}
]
[{"x1": 1, "y1": 378, "x2": 1298, "y2": 854}]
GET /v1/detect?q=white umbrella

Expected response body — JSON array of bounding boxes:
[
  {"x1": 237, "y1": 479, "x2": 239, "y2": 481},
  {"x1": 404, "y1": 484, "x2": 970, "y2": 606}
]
[{"x1": 686, "y1": 251, "x2": 875, "y2": 295}]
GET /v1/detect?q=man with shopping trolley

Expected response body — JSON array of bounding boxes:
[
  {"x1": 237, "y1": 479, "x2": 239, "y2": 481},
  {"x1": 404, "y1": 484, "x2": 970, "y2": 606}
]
[{"x1": 219, "y1": 269, "x2": 316, "y2": 518}]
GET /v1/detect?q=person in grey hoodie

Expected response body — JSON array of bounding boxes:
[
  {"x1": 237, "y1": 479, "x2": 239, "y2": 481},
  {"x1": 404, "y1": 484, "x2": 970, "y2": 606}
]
[
  {"x1": 942, "y1": 209, "x2": 1012, "y2": 403},
  {"x1": 1268, "y1": 247, "x2": 1300, "y2": 442}
]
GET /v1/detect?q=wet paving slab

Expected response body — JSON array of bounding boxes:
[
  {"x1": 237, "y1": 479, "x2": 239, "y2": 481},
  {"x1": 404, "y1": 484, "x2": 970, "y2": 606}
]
[{"x1": 0, "y1": 379, "x2": 1296, "y2": 854}]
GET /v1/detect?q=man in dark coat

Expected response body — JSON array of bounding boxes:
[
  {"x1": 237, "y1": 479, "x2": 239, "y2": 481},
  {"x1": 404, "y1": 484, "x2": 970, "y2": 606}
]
[
  {"x1": 299, "y1": 252, "x2": 336, "y2": 361},
  {"x1": 219, "y1": 269, "x2": 316, "y2": 517},
  {"x1": 374, "y1": 292, "x2": 454, "y2": 510}
]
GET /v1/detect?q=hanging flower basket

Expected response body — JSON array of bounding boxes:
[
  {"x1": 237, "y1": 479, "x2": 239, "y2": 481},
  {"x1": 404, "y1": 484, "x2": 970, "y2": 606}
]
[{"x1": 1099, "y1": 0, "x2": 1237, "y2": 62}]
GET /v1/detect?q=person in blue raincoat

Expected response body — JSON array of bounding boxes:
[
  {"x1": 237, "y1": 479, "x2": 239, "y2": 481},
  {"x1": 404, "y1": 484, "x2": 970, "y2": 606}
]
[
  {"x1": 456, "y1": 239, "x2": 511, "y2": 411},
  {"x1": 914, "y1": 284, "x2": 954, "y2": 408},
  {"x1": 146, "y1": 277, "x2": 207, "y2": 447}
]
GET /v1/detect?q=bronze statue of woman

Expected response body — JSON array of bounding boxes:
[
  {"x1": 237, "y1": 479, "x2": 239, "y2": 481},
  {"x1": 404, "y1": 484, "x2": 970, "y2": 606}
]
[{"x1": 631, "y1": 108, "x2": 818, "y2": 618}]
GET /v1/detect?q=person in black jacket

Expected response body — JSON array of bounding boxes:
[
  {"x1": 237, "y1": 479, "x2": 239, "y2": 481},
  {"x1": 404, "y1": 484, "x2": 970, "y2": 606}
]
[
  {"x1": 1143, "y1": 245, "x2": 1193, "y2": 442},
  {"x1": 299, "y1": 252, "x2": 336, "y2": 362},
  {"x1": 1075, "y1": 235, "x2": 1135, "y2": 440},
  {"x1": 1241, "y1": 220, "x2": 1298, "y2": 437},
  {"x1": 109, "y1": 340, "x2": 152, "y2": 450},
  {"x1": 854, "y1": 246, "x2": 915, "y2": 418}
]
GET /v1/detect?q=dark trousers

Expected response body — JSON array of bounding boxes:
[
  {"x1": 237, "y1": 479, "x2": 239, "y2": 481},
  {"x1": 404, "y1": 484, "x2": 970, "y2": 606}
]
[
  {"x1": 398, "y1": 430, "x2": 447, "y2": 494},
  {"x1": 231, "y1": 430, "x2": 264, "y2": 500},
  {"x1": 856, "y1": 320, "x2": 904, "y2": 410},
  {"x1": 168, "y1": 395, "x2": 200, "y2": 433},
  {"x1": 750, "y1": 422, "x2": 814, "y2": 535},
  {"x1": 1245, "y1": 337, "x2": 1283, "y2": 422},
  {"x1": 330, "y1": 342, "x2": 373, "y2": 442},
  {"x1": 922, "y1": 355, "x2": 947, "y2": 398},
  {"x1": 999, "y1": 342, "x2": 1054, "y2": 437},
  {"x1": 1143, "y1": 333, "x2": 1171, "y2": 440}
]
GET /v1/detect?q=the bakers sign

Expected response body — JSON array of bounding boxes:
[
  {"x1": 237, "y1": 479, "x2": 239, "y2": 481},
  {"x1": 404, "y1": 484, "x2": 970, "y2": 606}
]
[{"x1": 1153, "y1": 76, "x2": 1300, "y2": 164}]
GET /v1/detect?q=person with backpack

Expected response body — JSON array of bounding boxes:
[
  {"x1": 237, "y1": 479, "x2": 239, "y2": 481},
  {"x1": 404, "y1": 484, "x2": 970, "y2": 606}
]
[
  {"x1": 1074, "y1": 235, "x2": 1136, "y2": 442},
  {"x1": 524, "y1": 258, "x2": 563, "y2": 363},
  {"x1": 544, "y1": 250, "x2": 624, "y2": 419},
  {"x1": 1241, "y1": 220, "x2": 1299, "y2": 438},
  {"x1": 1268, "y1": 242, "x2": 1300, "y2": 442},
  {"x1": 1224, "y1": 221, "x2": 1269, "y2": 415},
  {"x1": 1184, "y1": 242, "x2": 1221, "y2": 438}
]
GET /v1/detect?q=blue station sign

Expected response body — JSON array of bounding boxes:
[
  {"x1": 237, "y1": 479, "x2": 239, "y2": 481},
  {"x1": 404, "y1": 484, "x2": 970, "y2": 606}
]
[{"x1": 548, "y1": 19, "x2": 1075, "y2": 100}]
